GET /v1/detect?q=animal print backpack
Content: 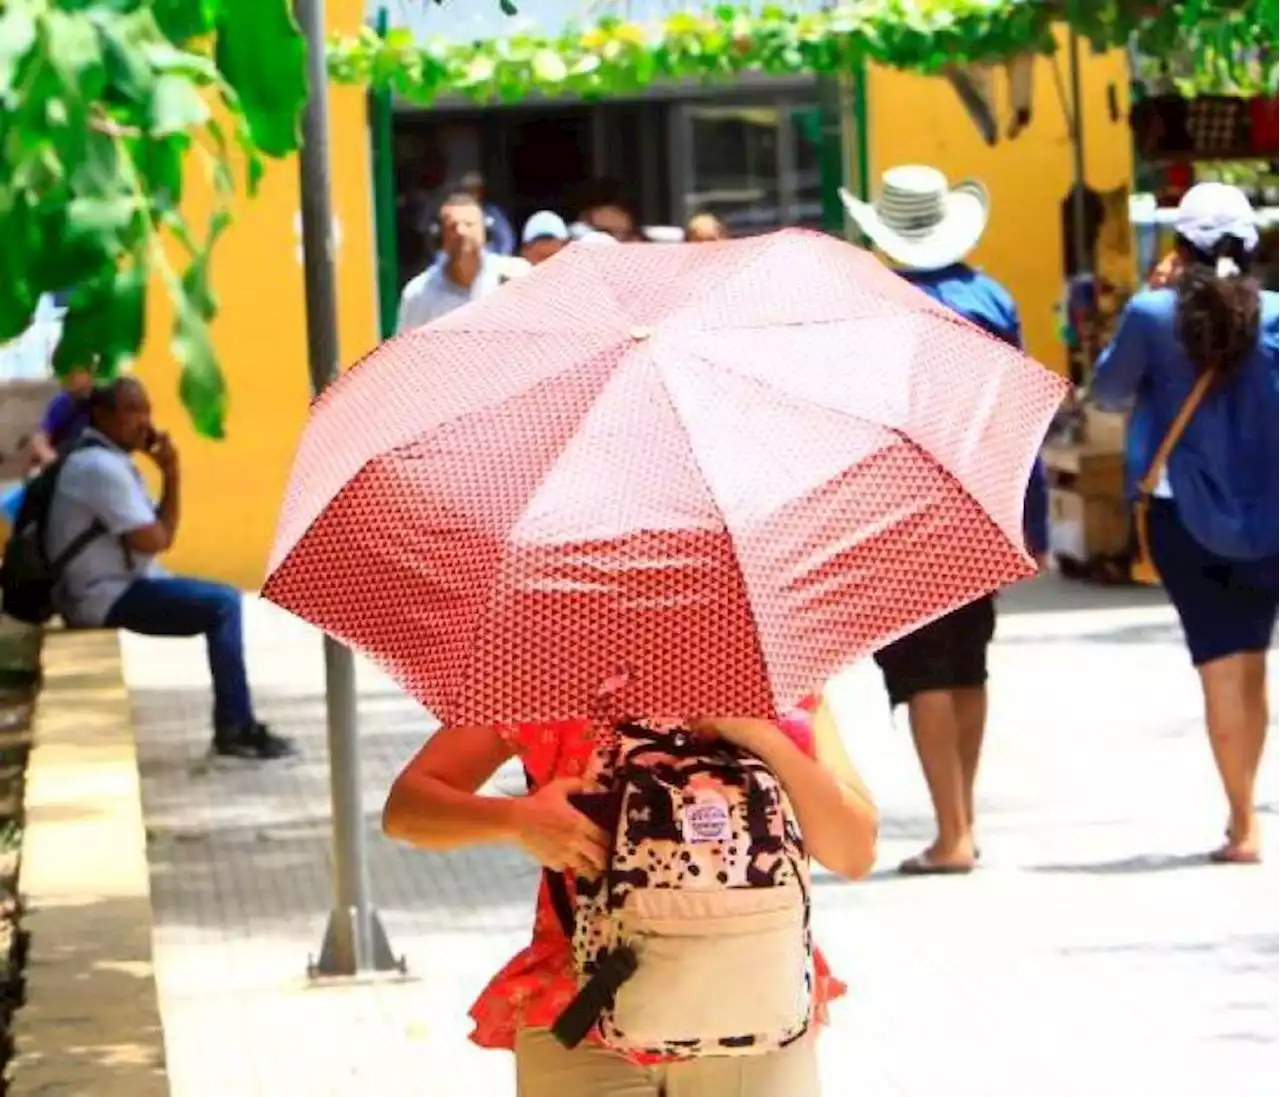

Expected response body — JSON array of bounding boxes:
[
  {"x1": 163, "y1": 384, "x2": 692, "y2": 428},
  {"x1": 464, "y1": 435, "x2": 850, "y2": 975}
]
[{"x1": 544, "y1": 718, "x2": 813, "y2": 1059}]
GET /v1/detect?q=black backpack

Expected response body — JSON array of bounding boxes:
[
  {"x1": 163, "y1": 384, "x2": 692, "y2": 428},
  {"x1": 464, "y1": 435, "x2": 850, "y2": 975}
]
[{"x1": 1, "y1": 437, "x2": 108, "y2": 625}]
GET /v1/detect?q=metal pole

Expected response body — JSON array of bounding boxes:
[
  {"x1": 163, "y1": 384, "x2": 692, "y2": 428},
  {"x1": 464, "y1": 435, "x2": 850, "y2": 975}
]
[
  {"x1": 370, "y1": 4, "x2": 400, "y2": 340},
  {"x1": 1067, "y1": 30, "x2": 1094, "y2": 378},
  {"x1": 295, "y1": 0, "x2": 401, "y2": 979}
]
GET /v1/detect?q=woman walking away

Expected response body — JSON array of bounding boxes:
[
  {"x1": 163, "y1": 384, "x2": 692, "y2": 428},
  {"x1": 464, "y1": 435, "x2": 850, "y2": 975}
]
[
  {"x1": 1092, "y1": 182, "x2": 1278, "y2": 865},
  {"x1": 383, "y1": 695, "x2": 878, "y2": 1096}
]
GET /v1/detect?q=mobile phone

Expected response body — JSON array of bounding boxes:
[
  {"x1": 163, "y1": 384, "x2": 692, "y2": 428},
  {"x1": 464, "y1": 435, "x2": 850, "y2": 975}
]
[{"x1": 143, "y1": 426, "x2": 159, "y2": 450}]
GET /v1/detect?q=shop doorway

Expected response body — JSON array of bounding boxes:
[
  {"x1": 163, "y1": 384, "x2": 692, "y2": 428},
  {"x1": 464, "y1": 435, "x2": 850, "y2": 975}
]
[{"x1": 503, "y1": 111, "x2": 594, "y2": 230}]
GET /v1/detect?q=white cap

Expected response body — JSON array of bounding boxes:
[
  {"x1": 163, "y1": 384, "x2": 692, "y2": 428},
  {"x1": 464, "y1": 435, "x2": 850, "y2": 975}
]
[
  {"x1": 521, "y1": 210, "x2": 569, "y2": 245},
  {"x1": 1175, "y1": 182, "x2": 1259, "y2": 255}
]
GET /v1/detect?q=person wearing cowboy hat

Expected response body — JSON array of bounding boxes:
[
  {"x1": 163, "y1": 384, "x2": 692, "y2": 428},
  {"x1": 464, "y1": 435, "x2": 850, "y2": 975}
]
[{"x1": 841, "y1": 166, "x2": 1050, "y2": 876}]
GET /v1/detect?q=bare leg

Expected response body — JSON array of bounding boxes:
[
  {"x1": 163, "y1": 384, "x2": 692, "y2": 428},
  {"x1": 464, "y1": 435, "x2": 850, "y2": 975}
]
[
  {"x1": 1199, "y1": 651, "x2": 1269, "y2": 862},
  {"x1": 903, "y1": 689, "x2": 975, "y2": 870},
  {"x1": 955, "y1": 684, "x2": 988, "y2": 834}
]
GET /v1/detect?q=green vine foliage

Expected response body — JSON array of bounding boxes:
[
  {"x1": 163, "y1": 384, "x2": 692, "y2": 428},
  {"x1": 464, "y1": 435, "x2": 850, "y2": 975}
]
[
  {"x1": 1, "y1": 1, "x2": 1276, "y2": 440},
  {"x1": 0, "y1": 0, "x2": 306, "y2": 439},
  {"x1": 328, "y1": 2, "x2": 1279, "y2": 106}
]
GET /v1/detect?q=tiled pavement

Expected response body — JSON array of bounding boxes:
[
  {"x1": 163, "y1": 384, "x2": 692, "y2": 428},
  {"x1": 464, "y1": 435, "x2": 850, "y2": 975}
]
[{"x1": 119, "y1": 575, "x2": 1279, "y2": 1097}]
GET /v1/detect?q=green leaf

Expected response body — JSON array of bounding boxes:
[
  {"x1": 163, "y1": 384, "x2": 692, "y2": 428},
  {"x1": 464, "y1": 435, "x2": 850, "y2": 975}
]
[
  {"x1": 134, "y1": 133, "x2": 186, "y2": 212},
  {"x1": 150, "y1": 72, "x2": 210, "y2": 136},
  {"x1": 181, "y1": 207, "x2": 231, "y2": 322},
  {"x1": 65, "y1": 194, "x2": 140, "y2": 255},
  {"x1": 52, "y1": 258, "x2": 148, "y2": 377},
  {"x1": 0, "y1": 4, "x2": 37, "y2": 95},
  {"x1": 174, "y1": 304, "x2": 227, "y2": 440},
  {"x1": 107, "y1": 258, "x2": 148, "y2": 369},
  {"x1": 151, "y1": 0, "x2": 220, "y2": 45},
  {"x1": 532, "y1": 49, "x2": 568, "y2": 84},
  {"x1": 94, "y1": 7, "x2": 159, "y2": 105},
  {"x1": 44, "y1": 8, "x2": 106, "y2": 101},
  {"x1": 214, "y1": 0, "x2": 306, "y2": 158}
]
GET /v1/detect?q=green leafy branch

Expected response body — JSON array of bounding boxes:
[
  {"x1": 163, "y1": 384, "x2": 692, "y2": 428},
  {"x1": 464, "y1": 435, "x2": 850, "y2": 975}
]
[
  {"x1": 328, "y1": 1, "x2": 1279, "y2": 106},
  {"x1": 0, "y1": 0, "x2": 305, "y2": 440}
]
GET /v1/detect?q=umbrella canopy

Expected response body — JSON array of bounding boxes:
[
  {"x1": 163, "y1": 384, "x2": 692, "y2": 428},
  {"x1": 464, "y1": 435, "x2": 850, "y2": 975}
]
[{"x1": 264, "y1": 230, "x2": 1065, "y2": 725}]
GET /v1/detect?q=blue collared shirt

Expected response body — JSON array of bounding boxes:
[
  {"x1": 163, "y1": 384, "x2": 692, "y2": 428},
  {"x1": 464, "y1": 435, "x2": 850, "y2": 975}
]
[
  {"x1": 900, "y1": 264, "x2": 1050, "y2": 557},
  {"x1": 1092, "y1": 287, "x2": 1279, "y2": 560}
]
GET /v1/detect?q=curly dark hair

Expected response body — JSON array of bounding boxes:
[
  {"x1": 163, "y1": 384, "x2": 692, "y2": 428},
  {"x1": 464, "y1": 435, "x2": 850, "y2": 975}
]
[{"x1": 1173, "y1": 232, "x2": 1261, "y2": 377}]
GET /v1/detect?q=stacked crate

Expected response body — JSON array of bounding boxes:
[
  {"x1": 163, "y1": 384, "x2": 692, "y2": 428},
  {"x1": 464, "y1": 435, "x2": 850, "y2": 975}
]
[{"x1": 1043, "y1": 407, "x2": 1130, "y2": 579}]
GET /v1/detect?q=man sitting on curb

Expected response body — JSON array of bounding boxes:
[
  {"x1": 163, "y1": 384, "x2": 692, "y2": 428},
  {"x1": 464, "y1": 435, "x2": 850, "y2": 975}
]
[{"x1": 46, "y1": 378, "x2": 294, "y2": 760}]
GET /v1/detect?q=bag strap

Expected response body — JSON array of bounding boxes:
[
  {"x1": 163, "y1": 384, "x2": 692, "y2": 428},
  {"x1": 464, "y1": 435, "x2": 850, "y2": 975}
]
[
  {"x1": 48, "y1": 516, "x2": 107, "y2": 577},
  {"x1": 34, "y1": 436, "x2": 111, "y2": 573},
  {"x1": 1136, "y1": 371, "x2": 1214, "y2": 498},
  {"x1": 522, "y1": 731, "x2": 577, "y2": 938},
  {"x1": 522, "y1": 764, "x2": 578, "y2": 937}
]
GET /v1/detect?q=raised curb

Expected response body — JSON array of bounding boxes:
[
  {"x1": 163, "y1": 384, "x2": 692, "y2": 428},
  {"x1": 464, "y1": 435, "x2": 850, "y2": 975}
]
[{"x1": 8, "y1": 630, "x2": 167, "y2": 1097}]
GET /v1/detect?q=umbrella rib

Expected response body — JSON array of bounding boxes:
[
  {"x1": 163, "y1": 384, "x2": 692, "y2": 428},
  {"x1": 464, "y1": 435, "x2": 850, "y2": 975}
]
[
  {"x1": 656, "y1": 231, "x2": 798, "y2": 331},
  {"x1": 447, "y1": 347, "x2": 634, "y2": 723},
  {"x1": 678, "y1": 343, "x2": 1050, "y2": 565},
  {"x1": 644, "y1": 349, "x2": 780, "y2": 715},
  {"x1": 268, "y1": 331, "x2": 630, "y2": 577},
  {"x1": 689, "y1": 301, "x2": 955, "y2": 335}
]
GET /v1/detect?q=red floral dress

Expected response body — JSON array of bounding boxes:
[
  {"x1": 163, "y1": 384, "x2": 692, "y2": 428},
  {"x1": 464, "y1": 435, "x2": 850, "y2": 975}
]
[{"x1": 467, "y1": 697, "x2": 847, "y2": 1058}]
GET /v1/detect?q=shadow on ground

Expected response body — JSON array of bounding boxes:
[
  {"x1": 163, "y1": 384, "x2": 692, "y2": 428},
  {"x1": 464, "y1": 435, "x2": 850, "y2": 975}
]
[
  {"x1": 999, "y1": 619, "x2": 1185, "y2": 647},
  {"x1": 997, "y1": 574, "x2": 1170, "y2": 616},
  {"x1": 1027, "y1": 851, "x2": 1215, "y2": 876}
]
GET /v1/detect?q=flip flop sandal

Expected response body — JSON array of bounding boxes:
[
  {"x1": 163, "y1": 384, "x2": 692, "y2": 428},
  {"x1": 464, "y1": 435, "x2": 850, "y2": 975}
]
[
  {"x1": 898, "y1": 853, "x2": 975, "y2": 876},
  {"x1": 1209, "y1": 844, "x2": 1261, "y2": 865}
]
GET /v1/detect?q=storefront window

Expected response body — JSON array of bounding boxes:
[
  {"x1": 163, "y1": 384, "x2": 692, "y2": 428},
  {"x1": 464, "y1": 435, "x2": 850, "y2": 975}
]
[{"x1": 680, "y1": 103, "x2": 783, "y2": 235}]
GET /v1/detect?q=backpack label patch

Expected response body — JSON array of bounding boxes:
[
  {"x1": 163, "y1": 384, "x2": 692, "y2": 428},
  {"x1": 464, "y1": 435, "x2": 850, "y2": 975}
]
[{"x1": 681, "y1": 794, "x2": 732, "y2": 843}]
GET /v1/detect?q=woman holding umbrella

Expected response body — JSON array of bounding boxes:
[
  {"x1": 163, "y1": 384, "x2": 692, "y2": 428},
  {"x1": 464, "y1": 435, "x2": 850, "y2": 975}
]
[
  {"x1": 383, "y1": 698, "x2": 877, "y2": 1094},
  {"x1": 263, "y1": 226, "x2": 1065, "y2": 1093}
]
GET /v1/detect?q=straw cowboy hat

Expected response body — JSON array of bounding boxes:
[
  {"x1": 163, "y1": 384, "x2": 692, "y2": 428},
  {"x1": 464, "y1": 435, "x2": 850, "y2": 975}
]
[{"x1": 840, "y1": 166, "x2": 990, "y2": 271}]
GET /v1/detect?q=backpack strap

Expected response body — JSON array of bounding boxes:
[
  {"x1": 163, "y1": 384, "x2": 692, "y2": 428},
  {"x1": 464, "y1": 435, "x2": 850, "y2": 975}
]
[
  {"x1": 522, "y1": 763, "x2": 577, "y2": 938},
  {"x1": 48, "y1": 516, "x2": 107, "y2": 577},
  {"x1": 36, "y1": 434, "x2": 115, "y2": 576}
]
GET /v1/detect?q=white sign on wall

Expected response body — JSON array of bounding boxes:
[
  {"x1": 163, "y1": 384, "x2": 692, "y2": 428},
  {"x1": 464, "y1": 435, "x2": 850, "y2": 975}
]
[
  {"x1": 0, "y1": 294, "x2": 65, "y2": 383},
  {"x1": 292, "y1": 212, "x2": 345, "y2": 265}
]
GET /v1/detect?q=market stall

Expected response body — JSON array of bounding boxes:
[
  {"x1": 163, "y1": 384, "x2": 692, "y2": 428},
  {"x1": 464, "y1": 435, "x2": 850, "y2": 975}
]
[{"x1": 1046, "y1": 82, "x2": 1278, "y2": 582}]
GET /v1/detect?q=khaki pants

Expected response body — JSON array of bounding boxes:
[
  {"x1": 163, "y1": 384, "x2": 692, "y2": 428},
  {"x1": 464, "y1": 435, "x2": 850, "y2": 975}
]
[{"x1": 514, "y1": 1028, "x2": 819, "y2": 1097}]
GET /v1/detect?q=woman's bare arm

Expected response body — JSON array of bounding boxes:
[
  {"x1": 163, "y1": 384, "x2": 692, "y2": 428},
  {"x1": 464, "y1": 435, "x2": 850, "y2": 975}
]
[
  {"x1": 382, "y1": 724, "x2": 520, "y2": 850},
  {"x1": 382, "y1": 723, "x2": 608, "y2": 875},
  {"x1": 694, "y1": 701, "x2": 880, "y2": 880}
]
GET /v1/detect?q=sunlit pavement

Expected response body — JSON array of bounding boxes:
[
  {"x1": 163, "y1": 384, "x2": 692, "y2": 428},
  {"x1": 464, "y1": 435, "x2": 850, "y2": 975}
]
[{"x1": 120, "y1": 573, "x2": 1278, "y2": 1096}]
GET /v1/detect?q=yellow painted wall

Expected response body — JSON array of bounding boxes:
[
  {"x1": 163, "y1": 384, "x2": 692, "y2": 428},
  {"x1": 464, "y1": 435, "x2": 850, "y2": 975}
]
[
  {"x1": 134, "y1": 0, "x2": 377, "y2": 591},
  {"x1": 865, "y1": 38, "x2": 1132, "y2": 368}
]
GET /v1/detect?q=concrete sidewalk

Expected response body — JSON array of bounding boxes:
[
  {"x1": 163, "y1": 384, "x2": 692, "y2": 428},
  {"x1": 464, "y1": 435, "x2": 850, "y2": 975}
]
[{"x1": 119, "y1": 575, "x2": 1278, "y2": 1096}]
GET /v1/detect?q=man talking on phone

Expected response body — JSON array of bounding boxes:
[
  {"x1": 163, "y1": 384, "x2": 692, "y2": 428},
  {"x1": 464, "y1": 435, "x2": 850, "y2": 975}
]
[{"x1": 44, "y1": 378, "x2": 294, "y2": 760}]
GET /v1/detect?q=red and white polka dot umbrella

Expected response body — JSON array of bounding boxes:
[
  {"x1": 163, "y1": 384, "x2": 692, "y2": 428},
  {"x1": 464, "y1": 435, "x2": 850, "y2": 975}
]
[{"x1": 264, "y1": 230, "x2": 1065, "y2": 726}]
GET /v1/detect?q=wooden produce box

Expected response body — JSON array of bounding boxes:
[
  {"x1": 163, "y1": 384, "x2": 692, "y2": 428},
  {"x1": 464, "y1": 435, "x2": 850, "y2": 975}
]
[
  {"x1": 1041, "y1": 441, "x2": 1126, "y2": 499},
  {"x1": 1082, "y1": 405, "x2": 1127, "y2": 454},
  {"x1": 1048, "y1": 488, "x2": 1130, "y2": 563}
]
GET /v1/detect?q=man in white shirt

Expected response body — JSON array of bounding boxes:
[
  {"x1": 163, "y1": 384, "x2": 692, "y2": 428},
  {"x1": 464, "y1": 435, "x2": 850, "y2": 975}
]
[
  {"x1": 396, "y1": 191, "x2": 503, "y2": 332},
  {"x1": 46, "y1": 379, "x2": 293, "y2": 760}
]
